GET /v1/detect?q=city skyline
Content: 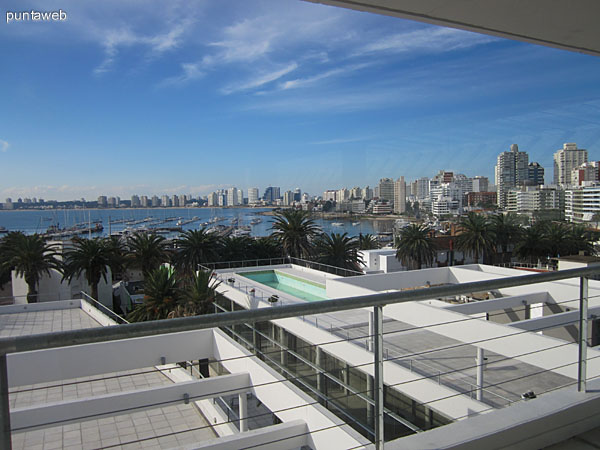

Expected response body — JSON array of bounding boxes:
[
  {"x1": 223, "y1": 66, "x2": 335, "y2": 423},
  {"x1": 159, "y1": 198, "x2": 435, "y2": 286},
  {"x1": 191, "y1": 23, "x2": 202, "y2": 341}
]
[{"x1": 2, "y1": 0, "x2": 600, "y2": 201}]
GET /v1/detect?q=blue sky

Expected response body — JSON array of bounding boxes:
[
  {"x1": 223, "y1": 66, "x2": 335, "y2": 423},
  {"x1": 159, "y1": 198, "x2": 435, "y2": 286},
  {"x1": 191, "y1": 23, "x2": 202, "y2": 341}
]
[{"x1": 1, "y1": 0, "x2": 600, "y2": 201}]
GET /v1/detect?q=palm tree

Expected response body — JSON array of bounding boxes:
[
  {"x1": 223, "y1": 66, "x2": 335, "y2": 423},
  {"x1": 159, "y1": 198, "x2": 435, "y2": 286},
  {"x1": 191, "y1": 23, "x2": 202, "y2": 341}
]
[
  {"x1": 169, "y1": 270, "x2": 223, "y2": 317},
  {"x1": 541, "y1": 222, "x2": 569, "y2": 257},
  {"x1": 563, "y1": 223, "x2": 597, "y2": 256},
  {"x1": 174, "y1": 229, "x2": 220, "y2": 273},
  {"x1": 62, "y1": 237, "x2": 114, "y2": 300},
  {"x1": 127, "y1": 266, "x2": 179, "y2": 322},
  {"x1": 127, "y1": 233, "x2": 168, "y2": 277},
  {"x1": 315, "y1": 232, "x2": 363, "y2": 272},
  {"x1": 249, "y1": 236, "x2": 282, "y2": 260},
  {"x1": 515, "y1": 225, "x2": 548, "y2": 264},
  {"x1": 358, "y1": 233, "x2": 379, "y2": 250},
  {"x1": 220, "y1": 236, "x2": 255, "y2": 262},
  {"x1": 1, "y1": 233, "x2": 60, "y2": 303},
  {"x1": 270, "y1": 209, "x2": 319, "y2": 258},
  {"x1": 455, "y1": 213, "x2": 495, "y2": 264},
  {"x1": 395, "y1": 224, "x2": 437, "y2": 270},
  {"x1": 490, "y1": 213, "x2": 522, "y2": 263},
  {"x1": 104, "y1": 235, "x2": 128, "y2": 281}
]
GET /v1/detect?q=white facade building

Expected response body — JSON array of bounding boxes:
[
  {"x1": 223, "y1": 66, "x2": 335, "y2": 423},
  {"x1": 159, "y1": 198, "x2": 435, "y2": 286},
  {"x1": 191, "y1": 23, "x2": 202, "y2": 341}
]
[
  {"x1": 554, "y1": 143, "x2": 588, "y2": 187},
  {"x1": 248, "y1": 188, "x2": 259, "y2": 204},
  {"x1": 495, "y1": 144, "x2": 529, "y2": 209},
  {"x1": 393, "y1": 177, "x2": 406, "y2": 214}
]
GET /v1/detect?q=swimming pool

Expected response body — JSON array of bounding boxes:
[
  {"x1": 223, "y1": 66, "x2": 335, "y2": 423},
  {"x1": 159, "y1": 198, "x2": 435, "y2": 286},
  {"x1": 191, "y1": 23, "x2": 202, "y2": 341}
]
[{"x1": 239, "y1": 270, "x2": 328, "y2": 302}]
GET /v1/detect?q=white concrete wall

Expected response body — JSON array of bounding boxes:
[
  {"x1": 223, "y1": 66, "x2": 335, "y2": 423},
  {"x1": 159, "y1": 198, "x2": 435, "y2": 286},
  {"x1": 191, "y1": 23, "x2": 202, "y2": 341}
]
[{"x1": 11, "y1": 267, "x2": 113, "y2": 306}]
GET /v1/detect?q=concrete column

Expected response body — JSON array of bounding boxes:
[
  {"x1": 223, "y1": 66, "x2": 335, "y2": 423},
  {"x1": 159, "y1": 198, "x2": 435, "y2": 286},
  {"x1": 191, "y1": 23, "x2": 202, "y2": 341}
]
[
  {"x1": 239, "y1": 392, "x2": 248, "y2": 432},
  {"x1": 0, "y1": 354, "x2": 11, "y2": 450},
  {"x1": 523, "y1": 300, "x2": 531, "y2": 320},
  {"x1": 476, "y1": 347, "x2": 484, "y2": 401},
  {"x1": 368, "y1": 310, "x2": 374, "y2": 352},
  {"x1": 578, "y1": 277, "x2": 588, "y2": 392},
  {"x1": 315, "y1": 347, "x2": 322, "y2": 394},
  {"x1": 374, "y1": 305, "x2": 384, "y2": 450},
  {"x1": 279, "y1": 327, "x2": 287, "y2": 365}
]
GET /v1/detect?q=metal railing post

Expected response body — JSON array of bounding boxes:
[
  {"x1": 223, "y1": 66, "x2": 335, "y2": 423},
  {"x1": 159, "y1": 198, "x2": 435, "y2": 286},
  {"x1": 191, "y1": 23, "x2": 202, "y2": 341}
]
[
  {"x1": 374, "y1": 304, "x2": 384, "y2": 449},
  {"x1": 0, "y1": 354, "x2": 11, "y2": 450},
  {"x1": 578, "y1": 276, "x2": 588, "y2": 392}
]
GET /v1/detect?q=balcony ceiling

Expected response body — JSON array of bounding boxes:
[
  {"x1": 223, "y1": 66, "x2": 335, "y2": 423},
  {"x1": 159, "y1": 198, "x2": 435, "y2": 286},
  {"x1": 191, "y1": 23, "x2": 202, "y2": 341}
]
[{"x1": 306, "y1": 0, "x2": 600, "y2": 56}]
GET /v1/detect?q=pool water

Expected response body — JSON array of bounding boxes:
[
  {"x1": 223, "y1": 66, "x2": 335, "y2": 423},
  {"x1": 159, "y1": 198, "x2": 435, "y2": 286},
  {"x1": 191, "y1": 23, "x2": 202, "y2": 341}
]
[{"x1": 239, "y1": 270, "x2": 328, "y2": 302}]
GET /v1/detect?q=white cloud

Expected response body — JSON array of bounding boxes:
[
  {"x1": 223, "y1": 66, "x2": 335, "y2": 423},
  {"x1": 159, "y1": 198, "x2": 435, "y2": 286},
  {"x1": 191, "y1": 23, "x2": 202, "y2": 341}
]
[
  {"x1": 222, "y1": 63, "x2": 298, "y2": 94},
  {"x1": 94, "y1": 21, "x2": 191, "y2": 75},
  {"x1": 0, "y1": 140, "x2": 8, "y2": 152},
  {"x1": 280, "y1": 63, "x2": 371, "y2": 90},
  {"x1": 354, "y1": 27, "x2": 496, "y2": 56}
]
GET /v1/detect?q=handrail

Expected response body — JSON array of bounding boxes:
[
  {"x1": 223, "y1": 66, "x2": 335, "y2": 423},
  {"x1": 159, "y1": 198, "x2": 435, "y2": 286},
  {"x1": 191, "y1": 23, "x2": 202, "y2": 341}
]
[
  {"x1": 0, "y1": 265, "x2": 599, "y2": 355},
  {"x1": 79, "y1": 292, "x2": 129, "y2": 325}
]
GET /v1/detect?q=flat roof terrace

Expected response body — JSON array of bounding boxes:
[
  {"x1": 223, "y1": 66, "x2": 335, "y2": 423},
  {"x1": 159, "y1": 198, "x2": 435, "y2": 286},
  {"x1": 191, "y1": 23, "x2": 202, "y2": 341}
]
[{"x1": 0, "y1": 301, "x2": 217, "y2": 450}]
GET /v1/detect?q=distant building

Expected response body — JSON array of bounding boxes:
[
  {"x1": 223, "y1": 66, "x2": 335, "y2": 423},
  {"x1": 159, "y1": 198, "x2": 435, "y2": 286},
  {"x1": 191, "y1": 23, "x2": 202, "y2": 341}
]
[
  {"x1": 467, "y1": 191, "x2": 497, "y2": 207},
  {"x1": 566, "y1": 185, "x2": 600, "y2": 223},
  {"x1": 415, "y1": 177, "x2": 430, "y2": 200},
  {"x1": 263, "y1": 186, "x2": 280, "y2": 203},
  {"x1": 393, "y1": 177, "x2": 406, "y2": 214},
  {"x1": 179, "y1": 194, "x2": 187, "y2": 207},
  {"x1": 141, "y1": 196, "x2": 149, "y2": 208},
  {"x1": 237, "y1": 189, "x2": 243, "y2": 205},
  {"x1": 207, "y1": 192, "x2": 218, "y2": 207},
  {"x1": 323, "y1": 190, "x2": 337, "y2": 202},
  {"x1": 471, "y1": 176, "x2": 488, "y2": 193},
  {"x1": 248, "y1": 188, "x2": 259, "y2": 204},
  {"x1": 507, "y1": 186, "x2": 564, "y2": 220},
  {"x1": 227, "y1": 187, "x2": 239, "y2": 206},
  {"x1": 571, "y1": 161, "x2": 599, "y2": 186},
  {"x1": 97, "y1": 196, "x2": 108, "y2": 208},
  {"x1": 107, "y1": 197, "x2": 117, "y2": 208},
  {"x1": 372, "y1": 201, "x2": 392, "y2": 215},
  {"x1": 362, "y1": 186, "x2": 373, "y2": 201},
  {"x1": 527, "y1": 162, "x2": 545, "y2": 185},
  {"x1": 161, "y1": 195, "x2": 170, "y2": 207},
  {"x1": 293, "y1": 188, "x2": 302, "y2": 202},
  {"x1": 378, "y1": 178, "x2": 395, "y2": 205},
  {"x1": 554, "y1": 143, "x2": 587, "y2": 187},
  {"x1": 495, "y1": 144, "x2": 529, "y2": 208},
  {"x1": 283, "y1": 190, "x2": 294, "y2": 206},
  {"x1": 171, "y1": 195, "x2": 179, "y2": 207},
  {"x1": 337, "y1": 199, "x2": 366, "y2": 213},
  {"x1": 151, "y1": 195, "x2": 160, "y2": 207},
  {"x1": 131, "y1": 195, "x2": 141, "y2": 208}
]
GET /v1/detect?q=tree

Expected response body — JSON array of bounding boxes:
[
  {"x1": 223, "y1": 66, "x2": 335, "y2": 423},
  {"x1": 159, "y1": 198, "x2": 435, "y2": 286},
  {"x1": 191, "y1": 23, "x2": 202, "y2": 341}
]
[
  {"x1": 395, "y1": 224, "x2": 437, "y2": 270},
  {"x1": 220, "y1": 236, "x2": 254, "y2": 262},
  {"x1": 127, "y1": 233, "x2": 168, "y2": 277},
  {"x1": 455, "y1": 213, "x2": 495, "y2": 263},
  {"x1": 358, "y1": 233, "x2": 379, "y2": 250},
  {"x1": 127, "y1": 266, "x2": 179, "y2": 322},
  {"x1": 62, "y1": 237, "x2": 114, "y2": 300},
  {"x1": 1, "y1": 233, "x2": 61, "y2": 303},
  {"x1": 169, "y1": 270, "x2": 223, "y2": 317},
  {"x1": 270, "y1": 209, "x2": 319, "y2": 258},
  {"x1": 174, "y1": 229, "x2": 220, "y2": 274},
  {"x1": 315, "y1": 232, "x2": 363, "y2": 272},
  {"x1": 489, "y1": 213, "x2": 522, "y2": 263},
  {"x1": 104, "y1": 235, "x2": 128, "y2": 281},
  {"x1": 249, "y1": 236, "x2": 282, "y2": 260},
  {"x1": 515, "y1": 225, "x2": 548, "y2": 264}
]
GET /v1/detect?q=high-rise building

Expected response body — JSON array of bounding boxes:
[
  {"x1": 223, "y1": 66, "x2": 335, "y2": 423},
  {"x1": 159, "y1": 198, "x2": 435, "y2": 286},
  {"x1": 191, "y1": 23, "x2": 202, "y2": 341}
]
[
  {"x1": 362, "y1": 186, "x2": 373, "y2": 201},
  {"x1": 471, "y1": 176, "x2": 489, "y2": 193},
  {"x1": 323, "y1": 190, "x2": 337, "y2": 202},
  {"x1": 161, "y1": 195, "x2": 170, "y2": 207},
  {"x1": 527, "y1": 162, "x2": 545, "y2": 186},
  {"x1": 131, "y1": 195, "x2": 140, "y2": 208},
  {"x1": 337, "y1": 188, "x2": 349, "y2": 202},
  {"x1": 495, "y1": 144, "x2": 529, "y2": 208},
  {"x1": 172, "y1": 195, "x2": 179, "y2": 207},
  {"x1": 227, "y1": 187, "x2": 239, "y2": 206},
  {"x1": 237, "y1": 189, "x2": 244, "y2": 205},
  {"x1": 207, "y1": 192, "x2": 218, "y2": 207},
  {"x1": 263, "y1": 186, "x2": 280, "y2": 203},
  {"x1": 378, "y1": 178, "x2": 395, "y2": 204},
  {"x1": 97, "y1": 196, "x2": 107, "y2": 208},
  {"x1": 141, "y1": 196, "x2": 149, "y2": 207},
  {"x1": 283, "y1": 190, "x2": 294, "y2": 206},
  {"x1": 415, "y1": 178, "x2": 430, "y2": 200},
  {"x1": 107, "y1": 197, "x2": 117, "y2": 208},
  {"x1": 554, "y1": 143, "x2": 587, "y2": 187},
  {"x1": 179, "y1": 194, "x2": 186, "y2": 207},
  {"x1": 566, "y1": 185, "x2": 600, "y2": 222},
  {"x1": 293, "y1": 188, "x2": 301, "y2": 202},
  {"x1": 393, "y1": 177, "x2": 406, "y2": 214},
  {"x1": 248, "y1": 188, "x2": 259, "y2": 204},
  {"x1": 350, "y1": 187, "x2": 362, "y2": 199},
  {"x1": 151, "y1": 195, "x2": 160, "y2": 207}
]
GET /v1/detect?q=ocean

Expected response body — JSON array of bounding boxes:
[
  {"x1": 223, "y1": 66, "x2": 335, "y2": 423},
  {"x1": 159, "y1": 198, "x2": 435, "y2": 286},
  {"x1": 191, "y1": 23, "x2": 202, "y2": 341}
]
[{"x1": 0, "y1": 208, "x2": 395, "y2": 239}]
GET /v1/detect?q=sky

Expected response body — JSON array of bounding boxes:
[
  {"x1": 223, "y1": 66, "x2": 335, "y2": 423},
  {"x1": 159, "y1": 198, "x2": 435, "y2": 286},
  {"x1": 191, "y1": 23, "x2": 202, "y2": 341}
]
[{"x1": 1, "y1": 0, "x2": 600, "y2": 201}]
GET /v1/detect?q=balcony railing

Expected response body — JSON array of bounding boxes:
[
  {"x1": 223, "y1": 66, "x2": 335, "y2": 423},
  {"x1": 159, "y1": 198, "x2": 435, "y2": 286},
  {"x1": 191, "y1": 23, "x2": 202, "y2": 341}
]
[{"x1": 0, "y1": 265, "x2": 598, "y2": 449}]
